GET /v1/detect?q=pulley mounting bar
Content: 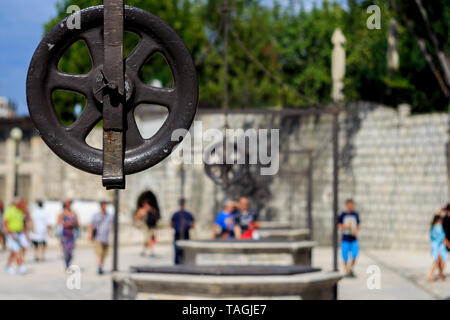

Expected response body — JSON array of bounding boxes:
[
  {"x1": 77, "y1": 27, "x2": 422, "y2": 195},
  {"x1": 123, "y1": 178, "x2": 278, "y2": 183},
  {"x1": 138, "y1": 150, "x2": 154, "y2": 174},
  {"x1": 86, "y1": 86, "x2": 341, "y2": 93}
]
[{"x1": 102, "y1": 0, "x2": 125, "y2": 189}]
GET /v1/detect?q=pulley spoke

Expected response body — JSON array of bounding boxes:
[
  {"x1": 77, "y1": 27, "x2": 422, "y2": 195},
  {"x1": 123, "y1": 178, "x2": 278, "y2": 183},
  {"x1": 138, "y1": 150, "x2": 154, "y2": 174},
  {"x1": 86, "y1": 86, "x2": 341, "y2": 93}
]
[
  {"x1": 134, "y1": 84, "x2": 176, "y2": 111},
  {"x1": 66, "y1": 101, "x2": 102, "y2": 141},
  {"x1": 125, "y1": 35, "x2": 160, "y2": 72},
  {"x1": 125, "y1": 110, "x2": 145, "y2": 148},
  {"x1": 47, "y1": 69, "x2": 90, "y2": 96},
  {"x1": 82, "y1": 27, "x2": 104, "y2": 68}
]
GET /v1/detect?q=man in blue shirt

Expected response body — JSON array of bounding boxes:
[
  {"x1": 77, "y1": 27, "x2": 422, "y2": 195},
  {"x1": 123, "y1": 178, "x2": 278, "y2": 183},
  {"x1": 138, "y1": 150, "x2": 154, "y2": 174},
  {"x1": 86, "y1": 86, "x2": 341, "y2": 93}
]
[
  {"x1": 170, "y1": 198, "x2": 195, "y2": 264},
  {"x1": 338, "y1": 199, "x2": 360, "y2": 277},
  {"x1": 212, "y1": 201, "x2": 237, "y2": 239}
]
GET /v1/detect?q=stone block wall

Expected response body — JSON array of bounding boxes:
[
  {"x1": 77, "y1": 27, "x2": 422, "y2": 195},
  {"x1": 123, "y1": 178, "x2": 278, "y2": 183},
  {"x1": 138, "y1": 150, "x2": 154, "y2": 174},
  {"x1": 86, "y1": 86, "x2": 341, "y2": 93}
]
[
  {"x1": 21, "y1": 101, "x2": 449, "y2": 250},
  {"x1": 340, "y1": 103, "x2": 448, "y2": 250},
  {"x1": 122, "y1": 102, "x2": 449, "y2": 250}
]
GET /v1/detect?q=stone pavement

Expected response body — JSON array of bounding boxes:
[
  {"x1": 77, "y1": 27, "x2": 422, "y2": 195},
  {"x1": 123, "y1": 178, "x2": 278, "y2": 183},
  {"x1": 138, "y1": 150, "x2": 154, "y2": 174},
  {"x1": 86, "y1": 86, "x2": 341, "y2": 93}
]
[
  {"x1": 0, "y1": 245, "x2": 170, "y2": 300},
  {"x1": 0, "y1": 244, "x2": 448, "y2": 300},
  {"x1": 313, "y1": 247, "x2": 449, "y2": 300}
]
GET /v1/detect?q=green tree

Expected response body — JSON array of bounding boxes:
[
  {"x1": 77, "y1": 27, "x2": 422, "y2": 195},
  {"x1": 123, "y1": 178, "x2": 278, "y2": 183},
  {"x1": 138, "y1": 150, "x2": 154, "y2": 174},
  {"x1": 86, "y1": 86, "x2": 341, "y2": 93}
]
[
  {"x1": 46, "y1": 0, "x2": 209, "y2": 124},
  {"x1": 45, "y1": 0, "x2": 449, "y2": 125},
  {"x1": 389, "y1": 0, "x2": 450, "y2": 112},
  {"x1": 275, "y1": 0, "x2": 449, "y2": 112}
]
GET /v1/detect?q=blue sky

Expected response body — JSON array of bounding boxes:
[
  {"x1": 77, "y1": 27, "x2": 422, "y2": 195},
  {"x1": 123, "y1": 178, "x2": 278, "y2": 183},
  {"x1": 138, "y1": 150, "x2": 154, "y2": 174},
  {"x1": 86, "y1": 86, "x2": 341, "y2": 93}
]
[
  {"x1": 0, "y1": 0, "x2": 346, "y2": 116},
  {"x1": 0, "y1": 0, "x2": 60, "y2": 115}
]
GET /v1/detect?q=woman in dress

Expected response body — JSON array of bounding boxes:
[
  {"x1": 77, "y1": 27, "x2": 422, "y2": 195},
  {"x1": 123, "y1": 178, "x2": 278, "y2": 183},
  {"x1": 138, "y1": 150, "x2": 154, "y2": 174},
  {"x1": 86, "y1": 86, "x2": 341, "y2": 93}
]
[
  {"x1": 57, "y1": 201, "x2": 79, "y2": 269},
  {"x1": 428, "y1": 214, "x2": 448, "y2": 282}
]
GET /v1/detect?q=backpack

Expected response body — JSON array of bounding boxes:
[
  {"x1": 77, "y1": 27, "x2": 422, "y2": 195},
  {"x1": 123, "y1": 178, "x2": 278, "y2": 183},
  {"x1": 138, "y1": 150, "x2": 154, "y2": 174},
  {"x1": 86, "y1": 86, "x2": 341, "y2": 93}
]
[{"x1": 146, "y1": 210, "x2": 159, "y2": 228}]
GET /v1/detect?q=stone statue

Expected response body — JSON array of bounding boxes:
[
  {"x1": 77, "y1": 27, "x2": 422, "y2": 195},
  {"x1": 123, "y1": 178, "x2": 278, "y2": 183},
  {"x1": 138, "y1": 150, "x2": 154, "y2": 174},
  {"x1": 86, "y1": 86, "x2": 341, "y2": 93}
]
[
  {"x1": 387, "y1": 19, "x2": 399, "y2": 71},
  {"x1": 331, "y1": 28, "x2": 346, "y2": 102}
]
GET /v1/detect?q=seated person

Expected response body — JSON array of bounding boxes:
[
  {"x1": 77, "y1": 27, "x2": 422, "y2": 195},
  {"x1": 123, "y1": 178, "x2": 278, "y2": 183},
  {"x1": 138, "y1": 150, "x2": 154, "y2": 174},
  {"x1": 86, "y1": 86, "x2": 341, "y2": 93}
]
[
  {"x1": 234, "y1": 197, "x2": 259, "y2": 239},
  {"x1": 212, "y1": 201, "x2": 237, "y2": 239}
]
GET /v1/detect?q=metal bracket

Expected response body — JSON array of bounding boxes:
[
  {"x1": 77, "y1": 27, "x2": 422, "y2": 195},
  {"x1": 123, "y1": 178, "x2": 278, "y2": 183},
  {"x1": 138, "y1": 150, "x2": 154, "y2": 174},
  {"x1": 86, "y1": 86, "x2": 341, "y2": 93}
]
[{"x1": 102, "y1": 0, "x2": 125, "y2": 189}]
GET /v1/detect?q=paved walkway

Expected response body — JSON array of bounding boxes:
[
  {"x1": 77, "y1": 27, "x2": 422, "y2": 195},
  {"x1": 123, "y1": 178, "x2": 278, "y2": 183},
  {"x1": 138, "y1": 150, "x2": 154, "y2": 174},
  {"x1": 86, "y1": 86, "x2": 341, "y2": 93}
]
[
  {"x1": 0, "y1": 244, "x2": 448, "y2": 300},
  {"x1": 313, "y1": 247, "x2": 449, "y2": 300},
  {"x1": 0, "y1": 245, "x2": 170, "y2": 300}
]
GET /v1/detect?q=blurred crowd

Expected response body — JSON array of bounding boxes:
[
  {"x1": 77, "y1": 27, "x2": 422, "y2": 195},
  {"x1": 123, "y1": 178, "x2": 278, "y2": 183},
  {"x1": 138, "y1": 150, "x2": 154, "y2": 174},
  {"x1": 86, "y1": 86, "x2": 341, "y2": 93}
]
[
  {"x1": 2, "y1": 195, "x2": 448, "y2": 281},
  {"x1": 132, "y1": 194, "x2": 259, "y2": 265},
  {"x1": 0, "y1": 198, "x2": 113, "y2": 275}
]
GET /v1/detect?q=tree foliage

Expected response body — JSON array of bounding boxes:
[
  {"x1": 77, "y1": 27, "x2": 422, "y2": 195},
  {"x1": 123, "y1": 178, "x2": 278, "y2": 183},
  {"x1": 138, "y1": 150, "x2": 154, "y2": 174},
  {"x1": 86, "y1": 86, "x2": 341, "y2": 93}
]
[
  {"x1": 389, "y1": 0, "x2": 450, "y2": 113},
  {"x1": 44, "y1": 0, "x2": 449, "y2": 124}
]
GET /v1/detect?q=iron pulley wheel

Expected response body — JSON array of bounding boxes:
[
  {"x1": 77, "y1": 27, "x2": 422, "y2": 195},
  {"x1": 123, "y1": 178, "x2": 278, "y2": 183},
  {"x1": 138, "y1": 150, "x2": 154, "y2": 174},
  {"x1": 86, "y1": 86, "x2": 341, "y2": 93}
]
[
  {"x1": 26, "y1": 5, "x2": 198, "y2": 176},
  {"x1": 204, "y1": 139, "x2": 247, "y2": 186}
]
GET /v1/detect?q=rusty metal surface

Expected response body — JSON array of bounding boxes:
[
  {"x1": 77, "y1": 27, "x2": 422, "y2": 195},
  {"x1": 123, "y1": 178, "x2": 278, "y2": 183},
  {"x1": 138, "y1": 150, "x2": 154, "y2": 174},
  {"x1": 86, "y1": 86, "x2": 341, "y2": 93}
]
[
  {"x1": 130, "y1": 265, "x2": 321, "y2": 276},
  {"x1": 26, "y1": 5, "x2": 198, "y2": 176},
  {"x1": 103, "y1": 0, "x2": 125, "y2": 131},
  {"x1": 103, "y1": 130, "x2": 125, "y2": 188},
  {"x1": 102, "y1": 0, "x2": 125, "y2": 189}
]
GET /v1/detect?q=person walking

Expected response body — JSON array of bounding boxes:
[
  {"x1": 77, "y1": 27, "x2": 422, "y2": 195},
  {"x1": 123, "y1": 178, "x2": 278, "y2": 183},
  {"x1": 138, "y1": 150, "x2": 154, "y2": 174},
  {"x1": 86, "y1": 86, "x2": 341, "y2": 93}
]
[
  {"x1": 442, "y1": 204, "x2": 450, "y2": 251},
  {"x1": 135, "y1": 195, "x2": 160, "y2": 257},
  {"x1": 338, "y1": 199, "x2": 360, "y2": 277},
  {"x1": 90, "y1": 201, "x2": 114, "y2": 275},
  {"x1": 19, "y1": 201, "x2": 31, "y2": 261},
  {"x1": 428, "y1": 214, "x2": 448, "y2": 282},
  {"x1": 4, "y1": 198, "x2": 29, "y2": 275},
  {"x1": 170, "y1": 198, "x2": 195, "y2": 264},
  {"x1": 30, "y1": 200, "x2": 50, "y2": 262},
  {"x1": 57, "y1": 200, "x2": 79, "y2": 270},
  {"x1": 0, "y1": 200, "x2": 5, "y2": 251},
  {"x1": 212, "y1": 200, "x2": 238, "y2": 239}
]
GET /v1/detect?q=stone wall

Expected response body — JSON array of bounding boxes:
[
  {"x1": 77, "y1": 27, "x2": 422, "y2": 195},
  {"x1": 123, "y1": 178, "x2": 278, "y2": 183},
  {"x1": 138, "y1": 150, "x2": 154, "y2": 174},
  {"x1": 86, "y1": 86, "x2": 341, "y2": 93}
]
[
  {"x1": 338, "y1": 103, "x2": 448, "y2": 250},
  {"x1": 123, "y1": 101, "x2": 449, "y2": 250},
  {"x1": 10, "y1": 101, "x2": 448, "y2": 250}
]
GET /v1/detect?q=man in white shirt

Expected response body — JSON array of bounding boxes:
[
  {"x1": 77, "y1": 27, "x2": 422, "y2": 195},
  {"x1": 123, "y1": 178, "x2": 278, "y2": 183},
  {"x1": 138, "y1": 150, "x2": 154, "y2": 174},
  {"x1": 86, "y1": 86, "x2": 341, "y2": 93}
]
[
  {"x1": 30, "y1": 200, "x2": 51, "y2": 262},
  {"x1": 90, "y1": 201, "x2": 114, "y2": 275}
]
